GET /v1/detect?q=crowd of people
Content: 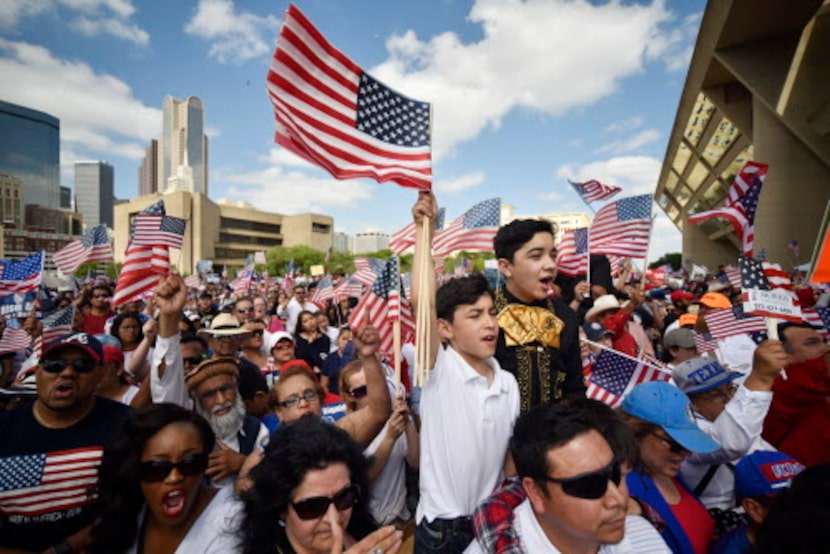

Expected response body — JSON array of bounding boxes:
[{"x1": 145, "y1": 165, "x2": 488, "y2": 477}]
[{"x1": 0, "y1": 190, "x2": 828, "y2": 553}]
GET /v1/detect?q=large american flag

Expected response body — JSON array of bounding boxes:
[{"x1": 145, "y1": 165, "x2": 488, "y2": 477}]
[
  {"x1": 389, "y1": 207, "x2": 445, "y2": 254},
  {"x1": 112, "y1": 201, "x2": 169, "y2": 307},
  {"x1": 589, "y1": 195, "x2": 652, "y2": 258},
  {"x1": 569, "y1": 179, "x2": 621, "y2": 203},
  {"x1": 688, "y1": 161, "x2": 767, "y2": 257},
  {"x1": 587, "y1": 348, "x2": 670, "y2": 409},
  {"x1": 703, "y1": 305, "x2": 767, "y2": 340},
  {"x1": 348, "y1": 256, "x2": 414, "y2": 358},
  {"x1": 739, "y1": 256, "x2": 800, "y2": 320},
  {"x1": 0, "y1": 327, "x2": 31, "y2": 355},
  {"x1": 52, "y1": 225, "x2": 112, "y2": 275},
  {"x1": 556, "y1": 227, "x2": 589, "y2": 277},
  {"x1": 0, "y1": 252, "x2": 44, "y2": 297},
  {"x1": 132, "y1": 214, "x2": 187, "y2": 249},
  {"x1": 0, "y1": 447, "x2": 103, "y2": 516},
  {"x1": 266, "y1": 4, "x2": 432, "y2": 190},
  {"x1": 432, "y1": 198, "x2": 500, "y2": 257}
]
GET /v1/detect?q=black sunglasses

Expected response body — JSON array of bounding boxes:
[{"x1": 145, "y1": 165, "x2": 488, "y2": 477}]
[
  {"x1": 41, "y1": 359, "x2": 97, "y2": 374},
  {"x1": 183, "y1": 355, "x2": 206, "y2": 366},
  {"x1": 349, "y1": 385, "x2": 368, "y2": 399},
  {"x1": 537, "y1": 459, "x2": 622, "y2": 499},
  {"x1": 649, "y1": 431, "x2": 688, "y2": 454},
  {"x1": 291, "y1": 484, "x2": 360, "y2": 520},
  {"x1": 139, "y1": 453, "x2": 208, "y2": 482}
]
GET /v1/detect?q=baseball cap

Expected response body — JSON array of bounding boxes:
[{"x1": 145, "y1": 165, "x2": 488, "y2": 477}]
[
  {"x1": 678, "y1": 313, "x2": 698, "y2": 327},
  {"x1": 583, "y1": 321, "x2": 613, "y2": 342},
  {"x1": 695, "y1": 292, "x2": 731, "y2": 310},
  {"x1": 735, "y1": 450, "x2": 805, "y2": 501},
  {"x1": 670, "y1": 290, "x2": 695, "y2": 304},
  {"x1": 268, "y1": 331, "x2": 294, "y2": 351},
  {"x1": 672, "y1": 357, "x2": 742, "y2": 395},
  {"x1": 42, "y1": 333, "x2": 104, "y2": 363},
  {"x1": 622, "y1": 381, "x2": 720, "y2": 454},
  {"x1": 102, "y1": 345, "x2": 124, "y2": 365},
  {"x1": 663, "y1": 328, "x2": 696, "y2": 350}
]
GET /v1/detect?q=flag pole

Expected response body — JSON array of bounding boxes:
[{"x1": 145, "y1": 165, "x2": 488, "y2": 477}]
[
  {"x1": 581, "y1": 338, "x2": 671, "y2": 376},
  {"x1": 585, "y1": 229, "x2": 592, "y2": 298},
  {"x1": 639, "y1": 213, "x2": 658, "y2": 289},
  {"x1": 415, "y1": 215, "x2": 431, "y2": 387}
]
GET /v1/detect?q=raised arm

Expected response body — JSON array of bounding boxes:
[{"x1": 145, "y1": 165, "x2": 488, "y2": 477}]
[
  {"x1": 150, "y1": 271, "x2": 190, "y2": 407},
  {"x1": 410, "y1": 191, "x2": 440, "y2": 369}
]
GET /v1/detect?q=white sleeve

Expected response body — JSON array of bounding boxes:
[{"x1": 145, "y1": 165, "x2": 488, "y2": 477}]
[
  {"x1": 255, "y1": 422, "x2": 270, "y2": 450},
  {"x1": 151, "y1": 333, "x2": 192, "y2": 409}
]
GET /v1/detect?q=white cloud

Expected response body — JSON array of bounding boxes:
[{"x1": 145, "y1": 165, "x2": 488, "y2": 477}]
[
  {"x1": 184, "y1": 0, "x2": 279, "y2": 64},
  {"x1": 367, "y1": 0, "x2": 680, "y2": 160},
  {"x1": 556, "y1": 155, "x2": 681, "y2": 258},
  {"x1": 70, "y1": 15, "x2": 148, "y2": 45},
  {"x1": 596, "y1": 129, "x2": 661, "y2": 155},
  {"x1": 260, "y1": 148, "x2": 319, "y2": 170},
  {"x1": 604, "y1": 116, "x2": 644, "y2": 134},
  {"x1": 434, "y1": 171, "x2": 486, "y2": 194},
  {"x1": 537, "y1": 191, "x2": 565, "y2": 202},
  {"x1": 0, "y1": 39, "x2": 160, "y2": 161},
  {"x1": 0, "y1": 1, "x2": 51, "y2": 30}
]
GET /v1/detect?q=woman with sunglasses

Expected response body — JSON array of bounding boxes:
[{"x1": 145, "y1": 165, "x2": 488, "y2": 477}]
[
  {"x1": 92, "y1": 403, "x2": 241, "y2": 553},
  {"x1": 240, "y1": 320, "x2": 268, "y2": 370},
  {"x1": 619, "y1": 381, "x2": 721, "y2": 554},
  {"x1": 238, "y1": 417, "x2": 402, "y2": 554}
]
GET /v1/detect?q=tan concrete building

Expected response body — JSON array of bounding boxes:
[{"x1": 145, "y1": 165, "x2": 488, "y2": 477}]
[
  {"x1": 501, "y1": 203, "x2": 592, "y2": 244},
  {"x1": 655, "y1": 0, "x2": 830, "y2": 268},
  {"x1": 114, "y1": 192, "x2": 334, "y2": 274}
]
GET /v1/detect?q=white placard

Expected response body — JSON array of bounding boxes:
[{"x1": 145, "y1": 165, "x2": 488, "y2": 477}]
[{"x1": 744, "y1": 288, "x2": 803, "y2": 321}]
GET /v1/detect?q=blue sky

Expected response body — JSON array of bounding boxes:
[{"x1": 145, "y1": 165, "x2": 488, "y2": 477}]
[{"x1": 0, "y1": 0, "x2": 704, "y2": 260}]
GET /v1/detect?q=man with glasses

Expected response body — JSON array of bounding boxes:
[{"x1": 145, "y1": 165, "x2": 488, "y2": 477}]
[
  {"x1": 466, "y1": 400, "x2": 669, "y2": 553},
  {"x1": 0, "y1": 333, "x2": 129, "y2": 553},
  {"x1": 232, "y1": 296, "x2": 254, "y2": 324},
  {"x1": 672, "y1": 342, "x2": 786, "y2": 511}
]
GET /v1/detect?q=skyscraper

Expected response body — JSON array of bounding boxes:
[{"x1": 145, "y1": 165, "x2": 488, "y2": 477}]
[
  {"x1": 157, "y1": 96, "x2": 208, "y2": 195},
  {"x1": 0, "y1": 100, "x2": 60, "y2": 209},
  {"x1": 75, "y1": 161, "x2": 114, "y2": 228},
  {"x1": 138, "y1": 139, "x2": 159, "y2": 196}
]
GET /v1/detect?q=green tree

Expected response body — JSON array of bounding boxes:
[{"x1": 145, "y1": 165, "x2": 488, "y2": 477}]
[{"x1": 649, "y1": 252, "x2": 682, "y2": 270}]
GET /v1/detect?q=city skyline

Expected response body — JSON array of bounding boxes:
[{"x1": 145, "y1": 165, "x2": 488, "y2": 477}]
[{"x1": 0, "y1": 0, "x2": 705, "y2": 261}]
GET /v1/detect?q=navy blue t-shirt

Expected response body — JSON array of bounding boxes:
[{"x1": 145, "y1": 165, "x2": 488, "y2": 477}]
[{"x1": 0, "y1": 398, "x2": 129, "y2": 551}]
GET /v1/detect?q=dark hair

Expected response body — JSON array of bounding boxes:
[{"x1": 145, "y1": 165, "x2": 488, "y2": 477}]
[
  {"x1": 493, "y1": 219, "x2": 555, "y2": 262},
  {"x1": 294, "y1": 310, "x2": 316, "y2": 335},
  {"x1": 92, "y1": 403, "x2": 215, "y2": 553},
  {"x1": 234, "y1": 297, "x2": 253, "y2": 309},
  {"x1": 511, "y1": 399, "x2": 637, "y2": 496},
  {"x1": 238, "y1": 419, "x2": 376, "y2": 554},
  {"x1": 753, "y1": 464, "x2": 830, "y2": 554},
  {"x1": 238, "y1": 361, "x2": 268, "y2": 400},
  {"x1": 179, "y1": 313, "x2": 198, "y2": 335},
  {"x1": 436, "y1": 274, "x2": 493, "y2": 322},
  {"x1": 180, "y1": 332, "x2": 208, "y2": 351},
  {"x1": 778, "y1": 321, "x2": 822, "y2": 350},
  {"x1": 110, "y1": 312, "x2": 144, "y2": 346},
  {"x1": 92, "y1": 284, "x2": 112, "y2": 296}
]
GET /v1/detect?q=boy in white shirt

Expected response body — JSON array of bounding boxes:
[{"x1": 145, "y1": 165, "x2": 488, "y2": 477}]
[{"x1": 411, "y1": 192, "x2": 521, "y2": 553}]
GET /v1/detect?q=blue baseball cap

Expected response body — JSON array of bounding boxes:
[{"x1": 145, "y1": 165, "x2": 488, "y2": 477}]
[
  {"x1": 672, "y1": 357, "x2": 742, "y2": 395},
  {"x1": 735, "y1": 451, "x2": 804, "y2": 501},
  {"x1": 42, "y1": 333, "x2": 104, "y2": 363},
  {"x1": 622, "y1": 381, "x2": 720, "y2": 454}
]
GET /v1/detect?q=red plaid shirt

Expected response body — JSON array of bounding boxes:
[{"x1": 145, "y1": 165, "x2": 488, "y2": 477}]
[{"x1": 471, "y1": 477, "x2": 527, "y2": 553}]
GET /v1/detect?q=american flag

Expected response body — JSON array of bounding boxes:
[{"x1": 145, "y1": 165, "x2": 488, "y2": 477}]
[
  {"x1": 333, "y1": 277, "x2": 364, "y2": 299},
  {"x1": 556, "y1": 227, "x2": 589, "y2": 277},
  {"x1": 739, "y1": 256, "x2": 799, "y2": 312},
  {"x1": 724, "y1": 264, "x2": 742, "y2": 289},
  {"x1": 232, "y1": 257, "x2": 255, "y2": 295},
  {"x1": 184, "y1": 274, "x2": 201, "y2": 289},
  {"x1": 113, "y1": 201, "x2": 170, "y2": 307},
  {"x1": 0, "y1": 447, "x2": 103, "y2": 516},
  {"x1": 803, "y1": 307, "x2": 830, "y2": 341},
  {"x1": 589, "y1": 195, "x2": 652, "y2": 258},
  {"x1": 569, "y1": 179, "x2": 621, "y2": 203},
  {"x1": 352, "y1": 257, "x2": 386, "y2": 286},
  {"x1": 132, "y1": 214, "x2": 187, "y2": 249},
  {"x1": 432, "y1": 198, "x2": 500, "y2": 257},
  {"x1": 694, "y1": 331, "x2": 719, "y2": 355},
  {"x1": 688, "y1": 161, "x2": 767, "y2": 257},
  {"x1": 266, "y1": 4, "x2": 432, "y2": 190},
  {"x1": 587, "y1": 348, "x2": 670, "y2": 409},
  {"x1": 389, "y1": 207, "x2": 445, "y2": 254},
  {"x1": 703, "y1": 305, "x2": 767, "y2": 340},
  {"x1": 348, "y1": 256, "x2": 414, "y2": 358},
  {"x1": 0, "y1": 326, "x2": 31, "y2": 355},
  {"x1": 0, "y1": 252, "x2": 44, "y2": 296},
  {"x1": 31, "y1": 306, "x2": 75, "y2": 361},
  {"x1": 52, "y1": 225, "x2": 112, "y2": 275},
  {"x1": 311, "y1": 275, "x2": 335, "y2": 305}
]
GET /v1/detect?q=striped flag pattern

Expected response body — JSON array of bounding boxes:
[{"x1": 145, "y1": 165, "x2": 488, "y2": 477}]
[
  {"x1": 0, "y1": 327, "x2": 31, "y2": 355},
  {"x1": 688, "y1": 161, "x2": 767, "y2": 256},
  {"x1": 703, "y1": 305, "x2": 767, "y2": 340},
  {"x1": 803, "y1": 307, "x2": 830, "y2": 341},
  {"x1": 132, "y1": 214, "x2": 187, "y2": 249},
  {"x1": 556, "y1": 227, "x2": 589, "y2": 277},
  {"x1": 52, "y1": 225, "x2": 112, "y2": 275},
  {"x1": 31, "y1": 306, "x2": 75, "y2": 361},
  {"x1": 389, "y1": 207, "x2": 445, "y2": 254},
  {"x1": 432, "y1": 198, "x2": 500, "y2": 257},
  {"x1": 266, "y1": 4, "x2": 432, "y2": 190},
  {"x1": 587, "y1": 348, "x2": 670, "y2": 409},
  {"x1": 112, "y1": 201, "x2": 170, "y2": 307},
  {"x1": 569, "y1": 179, "x2": 622, "y2": 203},
  {"x1": 0, "y1": 252, "x2": 44, "y2": 296},
  {"x1": 0, "y1": 447, "x2": 103, "y2": 516},
  {"x1": 694, "y1": 331, "x2": 719, "y2": 355},
  {"x1": 589, "y1": 195, "x2": 653, "y2": 258}
]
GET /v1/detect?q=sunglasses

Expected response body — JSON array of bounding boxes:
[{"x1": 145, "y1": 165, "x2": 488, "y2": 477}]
[
  {"x1": 537, "y1": 459, "x2": 622, "y2": 500},
  {"x1": 246, "y1": 329, "x2": 264, "y2": 337},
  {"x1": 291, "y1": 484, "x2": 360, "y2": 520},
  {"x1": 648, "y1": 431, "x2": 687, "y2": 454},
  {"x1": 41, "y1": 359, "x2": 97, "y2": 374},
  {"x1": 139, "y1": 453, "x2": 208, "y2": 482},
  {"x1": 278, "y1": 389, "x2": 320, "y2": 408},
  {"x1": 197, "y1": 381, "x2": 236, "y2": 402},
  {"x1": 183, "y1": 355, "x2": 206, "y2": 366},
  {"x1": 349, "y1": 385, "x2": 368, "y2": 399},
  {"x1": 235, "y1": 307, "x2": 252, "y2": 314},
  {"x1": 92, "y1": 294, "x2": 109, "y2": 299},
  {"x1": 273, "y1": 341, "x2": 294, "y2": 350}
]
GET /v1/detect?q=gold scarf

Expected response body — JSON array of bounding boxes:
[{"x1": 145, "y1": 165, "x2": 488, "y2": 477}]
[{"x1": 497, "y1": 304, "x2": 564, "y2": 348}]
